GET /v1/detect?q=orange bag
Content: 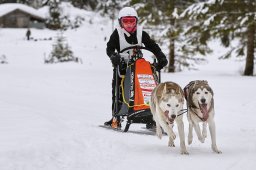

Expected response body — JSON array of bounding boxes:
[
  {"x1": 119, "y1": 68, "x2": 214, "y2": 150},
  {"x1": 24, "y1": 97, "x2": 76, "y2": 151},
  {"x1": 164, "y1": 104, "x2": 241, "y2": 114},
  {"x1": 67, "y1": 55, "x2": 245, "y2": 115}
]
[{"x1": 134, "y1": 58, "x2": 157, "y2": 111}]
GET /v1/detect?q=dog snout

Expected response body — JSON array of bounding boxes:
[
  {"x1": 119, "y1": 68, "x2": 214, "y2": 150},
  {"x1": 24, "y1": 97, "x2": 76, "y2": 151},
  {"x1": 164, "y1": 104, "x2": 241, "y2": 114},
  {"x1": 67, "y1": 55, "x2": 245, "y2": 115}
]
[
  {"x1": 201, "y1": 98, "x2": 206, "y2": 104},
  {"x1": 171, "y1": 114, "x2": 176, "y2": 119}
]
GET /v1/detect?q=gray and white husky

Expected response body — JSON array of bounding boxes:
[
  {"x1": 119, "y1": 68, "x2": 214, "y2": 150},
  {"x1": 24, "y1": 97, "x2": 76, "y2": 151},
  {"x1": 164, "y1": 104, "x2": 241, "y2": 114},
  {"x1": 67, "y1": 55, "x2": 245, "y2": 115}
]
[
  {"x1": 150, "y1": 81, "x2": 189, "y2": 154},
  {"x1": 184, "y1": 80, "x2": 221, "y2": 154}
]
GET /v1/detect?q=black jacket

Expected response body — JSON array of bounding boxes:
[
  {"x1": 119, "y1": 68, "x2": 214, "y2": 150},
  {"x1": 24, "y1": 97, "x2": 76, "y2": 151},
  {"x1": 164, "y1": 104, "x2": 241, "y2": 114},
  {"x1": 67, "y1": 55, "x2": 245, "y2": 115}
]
[{"x1": 106, "y1": 29, "x2": 166, "y2": 61}]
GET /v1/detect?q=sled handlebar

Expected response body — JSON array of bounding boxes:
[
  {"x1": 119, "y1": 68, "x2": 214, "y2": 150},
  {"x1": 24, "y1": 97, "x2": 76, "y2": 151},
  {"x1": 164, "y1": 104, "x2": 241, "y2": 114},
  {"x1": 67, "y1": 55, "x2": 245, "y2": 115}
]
[
  {"x1": 119, "y1": 45, "x2": 154, "y2": 54},
  {"x1": 119, "y1": 45, "x2": 157, "y2": 64},
  {"x1": 118, "y1": 45, "x2": 161, "y2": 83}
]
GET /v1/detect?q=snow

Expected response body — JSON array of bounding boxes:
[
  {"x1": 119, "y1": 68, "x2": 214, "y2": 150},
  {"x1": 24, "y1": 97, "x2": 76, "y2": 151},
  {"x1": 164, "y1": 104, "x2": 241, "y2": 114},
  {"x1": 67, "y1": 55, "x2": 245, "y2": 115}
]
[
  {"x1": 204, "y1": 14, "x2": 216, "y2": 26},
  {"x1": 0, "y1": 3, "x2": 45, "y2": 19},
  {"x1": 1, "y1": 5, "x2": 256, "y2": 170},
  {"x1": 38, "y1": 2, "x2": 96, "y2": 21}
]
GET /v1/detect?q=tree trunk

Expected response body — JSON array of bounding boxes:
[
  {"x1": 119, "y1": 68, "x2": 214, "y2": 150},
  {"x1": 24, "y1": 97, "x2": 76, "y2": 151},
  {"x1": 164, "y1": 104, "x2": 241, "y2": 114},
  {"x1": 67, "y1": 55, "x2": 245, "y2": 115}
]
[
  {"x1": 244, "y1": 22, "x2": 255, "y2": 76},
  {"x1": 168, "y1": 31, "x2": 175, "y2": 72},
  {"x1": 167, "y1": 0, "x2": 176, "y2": 73}
]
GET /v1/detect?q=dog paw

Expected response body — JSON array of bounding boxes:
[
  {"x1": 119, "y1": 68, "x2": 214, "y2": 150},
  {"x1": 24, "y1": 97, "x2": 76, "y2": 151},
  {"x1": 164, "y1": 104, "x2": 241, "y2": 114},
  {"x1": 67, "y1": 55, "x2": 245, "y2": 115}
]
[
  {"x1": 168, "y1": 140, "x2": 175, "y2": 147},
  {"x1": 212, "y1": 145, "x2": 222, "y2": 154},
  {"x1": 180, "y1": 149, "x2": 189, "y2": 155},
  {"x1": 214, "y1": 150, "x2": 222, "y2": 154},
  {"x1": 198, "y1": 137, "x2": 205, "y2": 143}
]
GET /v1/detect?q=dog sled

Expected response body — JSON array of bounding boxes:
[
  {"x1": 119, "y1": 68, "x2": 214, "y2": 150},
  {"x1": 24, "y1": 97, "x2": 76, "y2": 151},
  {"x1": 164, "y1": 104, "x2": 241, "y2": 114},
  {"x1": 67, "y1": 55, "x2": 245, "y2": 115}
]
[{"x1": 108, "y1": 45, "x2": 160, "y2": 132}]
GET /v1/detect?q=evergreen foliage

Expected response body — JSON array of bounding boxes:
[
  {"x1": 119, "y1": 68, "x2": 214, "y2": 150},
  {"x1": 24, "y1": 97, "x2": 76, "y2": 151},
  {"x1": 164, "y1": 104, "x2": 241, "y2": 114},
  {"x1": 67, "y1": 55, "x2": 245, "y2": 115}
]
[
  {"x1": 97, "y1": 0, "x2": 128, "y2": 31},
  {"x1": 131, "y1": 0, "x2": 201, "y2": 72},
  {"x1": 0, "y1": 0, "x2": 36, "y2": 5},
  {"x1": 71, "y1": 0, "x2": 99, "y2": 10},
  {"x1": 45, "y1": 32, "x2": 79, "y2": 63},
  {"x1": 181, "y1": 0, "x2": 256, "y2": 75},
  {"x1": 46, "y1": 0, "x2": 62, "y2": 30},
  {"x1": 2, "y1": 0, "x2": 254, "y2": 75},
  {"x1": 45, "y1": 0, "x2": 85, "y2": 30}
]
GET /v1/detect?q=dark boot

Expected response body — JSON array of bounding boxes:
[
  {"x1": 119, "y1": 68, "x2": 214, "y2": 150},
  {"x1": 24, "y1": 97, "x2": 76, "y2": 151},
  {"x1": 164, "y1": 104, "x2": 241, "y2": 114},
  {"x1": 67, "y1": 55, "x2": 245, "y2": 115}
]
[
  {"x1": 104, "y1": 118, "x2": 113, "y2": 126},
  {"x1": 104, "y1": 117, "x2": 121, "y2": 129}
]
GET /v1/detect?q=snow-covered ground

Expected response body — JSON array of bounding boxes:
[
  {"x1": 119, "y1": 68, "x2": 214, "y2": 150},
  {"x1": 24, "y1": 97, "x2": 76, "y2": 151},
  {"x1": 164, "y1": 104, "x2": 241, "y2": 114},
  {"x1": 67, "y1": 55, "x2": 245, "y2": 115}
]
[{"x1": 1, "y1": 7, "x2": 256, "y2": 170}]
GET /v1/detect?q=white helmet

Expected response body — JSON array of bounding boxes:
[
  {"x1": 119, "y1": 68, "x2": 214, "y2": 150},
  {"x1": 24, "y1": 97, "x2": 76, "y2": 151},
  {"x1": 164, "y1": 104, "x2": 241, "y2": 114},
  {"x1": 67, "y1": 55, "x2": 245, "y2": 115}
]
[{"x1": 118, "y1": 7, "x2": 138, "y2": 19}]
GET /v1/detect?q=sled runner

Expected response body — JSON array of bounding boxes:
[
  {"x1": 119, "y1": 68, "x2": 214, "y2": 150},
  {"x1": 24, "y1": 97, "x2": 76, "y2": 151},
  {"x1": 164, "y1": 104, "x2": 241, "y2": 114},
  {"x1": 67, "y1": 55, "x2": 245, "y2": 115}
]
[
  {"x1": 110, "y1": 45, "x2": 161, "y2": 132},
  {"x1": 99, "y1": 125, "x2": 157, "y2": 136}
]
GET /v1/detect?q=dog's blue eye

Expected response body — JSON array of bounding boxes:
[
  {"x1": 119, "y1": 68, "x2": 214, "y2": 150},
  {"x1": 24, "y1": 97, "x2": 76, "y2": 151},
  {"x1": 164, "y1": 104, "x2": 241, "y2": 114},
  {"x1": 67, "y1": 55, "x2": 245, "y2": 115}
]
[
  {"x1": 167, "y1": 104, "x2": 171, "y2": 107},
  {"x1": 196, "y1": 92, "x2": 200, "y2": 95}
]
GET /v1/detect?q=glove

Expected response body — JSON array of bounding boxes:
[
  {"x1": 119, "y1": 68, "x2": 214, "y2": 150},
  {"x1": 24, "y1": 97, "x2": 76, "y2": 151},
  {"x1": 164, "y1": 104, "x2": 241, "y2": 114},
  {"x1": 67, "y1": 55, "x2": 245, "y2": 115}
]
[
  {"x1": 156, "y1": 57, "x2": 168, "y2": 71},
  {"x1": 110, "y1": 53, "x2": 121, "y2": 66}
]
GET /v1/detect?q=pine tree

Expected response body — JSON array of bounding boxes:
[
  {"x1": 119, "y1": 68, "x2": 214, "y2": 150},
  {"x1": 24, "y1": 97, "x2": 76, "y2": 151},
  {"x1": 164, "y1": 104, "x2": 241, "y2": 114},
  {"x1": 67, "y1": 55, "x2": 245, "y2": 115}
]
[
  {"x1": 47, "y1": 32, "x2": 76, "y2": 63},
  {"x1": 46, "y1": 0, "x2": 62, "y2": 30},
  {"x1": 181, "y1": 0, "x2": 256, "y2": 76}
]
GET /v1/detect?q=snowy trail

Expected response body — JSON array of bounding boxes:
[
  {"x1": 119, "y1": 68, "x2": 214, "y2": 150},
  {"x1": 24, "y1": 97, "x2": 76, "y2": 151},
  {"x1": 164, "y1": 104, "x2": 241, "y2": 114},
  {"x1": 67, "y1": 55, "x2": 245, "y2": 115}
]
[{"x1": 1, "y1": 59, "x2": 256, "y2": 170}]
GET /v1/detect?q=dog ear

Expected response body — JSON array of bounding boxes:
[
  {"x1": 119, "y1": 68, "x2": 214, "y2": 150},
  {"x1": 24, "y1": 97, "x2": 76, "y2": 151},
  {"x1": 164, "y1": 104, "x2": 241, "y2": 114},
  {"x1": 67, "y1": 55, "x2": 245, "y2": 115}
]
[
  {"x1": 179, "y1": 86, "x2": 185, "y2": 98},
  {"x1": 207, "y1": 86, "x2": 214, "y2": 96},
  {"x1": 200, "y1": 80, "x2": 214, "y2": 96},
  {"x1": 163, "y1": 84, "x2": 167, "y2": 94},
  {"x1": 188, "y1": 88, "x2": 198, "y2": 108},
  {"x1": 203, "y1": 80, "x2": 208, "y2": 84}
]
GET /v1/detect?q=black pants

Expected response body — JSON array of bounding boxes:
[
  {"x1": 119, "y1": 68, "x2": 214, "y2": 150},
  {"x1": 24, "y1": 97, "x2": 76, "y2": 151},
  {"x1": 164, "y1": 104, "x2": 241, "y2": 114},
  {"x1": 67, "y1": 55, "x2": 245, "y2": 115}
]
[{"x1": 111, "y1": 66, "x2": 126, "y2": 116}]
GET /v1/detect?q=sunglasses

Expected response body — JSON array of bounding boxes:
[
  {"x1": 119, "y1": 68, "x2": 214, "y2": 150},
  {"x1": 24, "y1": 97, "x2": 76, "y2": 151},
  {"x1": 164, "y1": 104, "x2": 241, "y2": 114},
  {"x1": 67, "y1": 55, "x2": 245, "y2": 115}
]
[{"x1": 121, "y1": 17, "x2": 136, "y2": 24}]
